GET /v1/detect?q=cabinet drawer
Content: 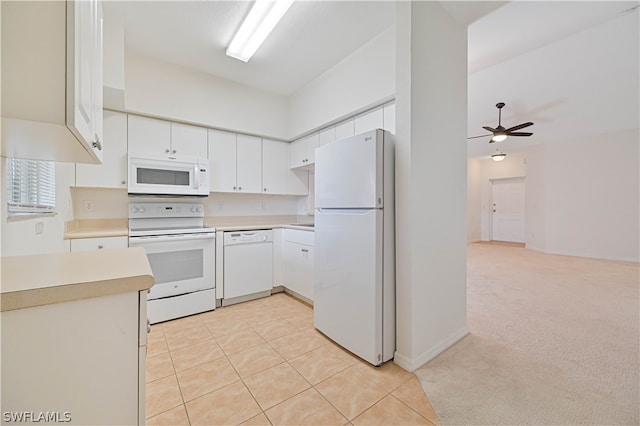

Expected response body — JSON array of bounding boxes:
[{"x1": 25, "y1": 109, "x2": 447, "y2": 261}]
[
  {"x1": 284, "y1": 229, "x2": 314, "y2": 246},
  {"x1": 70, "y1": 236, "x2": 128, "y2": 252}
]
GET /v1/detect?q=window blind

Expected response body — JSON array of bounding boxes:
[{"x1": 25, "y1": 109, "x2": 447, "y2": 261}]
[{"x1": 6, "y1": 158, "x2": 56, "y2": 215}]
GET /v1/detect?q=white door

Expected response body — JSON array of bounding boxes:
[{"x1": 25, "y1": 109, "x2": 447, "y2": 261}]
[
  {"x1": 491, "y1": 178, "x2": 526, "y2": 243},
  {"x1": 170, "y1": 123, "x2": 208, "y2": 158},
  {"x1": 128, "y1": 115, "x2": 171, "y2": 156},
  {"x1": 315, "y1": 130, "x2": 382, "y2": 209},
  {"x1": 314, "y1": 208, "x2": 383, "y2": 365}
]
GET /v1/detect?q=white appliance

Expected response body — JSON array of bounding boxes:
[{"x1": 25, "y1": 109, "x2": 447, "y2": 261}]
[
  {"x1": 314, "y1": 129, "x2": 395, "y2": 366},
  {"x1": 128, "y1": 202, "x2": 216, "y2": 323},
  {"x1": 222, "y1": 230, "x2": 273, "y2": 306},
  {"x1": 128, "y1": 153, "x2": 209, "y2": 196}
]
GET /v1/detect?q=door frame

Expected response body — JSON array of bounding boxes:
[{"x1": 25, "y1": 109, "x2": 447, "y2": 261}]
[{"x1": 490, "y1": 176, "x2": 526, "y2": 243}]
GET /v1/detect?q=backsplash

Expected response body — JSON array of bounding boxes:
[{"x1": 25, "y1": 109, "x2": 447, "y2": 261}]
[{"x1": 71, "y1": 187, "x2": 308, "y2": 219}]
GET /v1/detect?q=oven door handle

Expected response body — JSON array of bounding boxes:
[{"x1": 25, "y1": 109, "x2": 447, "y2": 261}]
[{"x1": 129, "y1": 233, "x2": 215, "y2": 244}]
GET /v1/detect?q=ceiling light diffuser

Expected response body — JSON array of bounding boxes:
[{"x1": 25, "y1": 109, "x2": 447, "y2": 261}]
[
  {"x1": 491, "y1": 152, "x2": 507, "y2": 161},
  {"x1": 491, "y1": 133, "x2": 508, "y2": 142},
  {"x1": 226, "y1": 0, "x2": 294, "y2": 62}
]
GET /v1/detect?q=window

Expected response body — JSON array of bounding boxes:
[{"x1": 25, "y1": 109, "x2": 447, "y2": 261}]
[{"x1": 6, "y1": 158, "x2": 56, "y2": 215}]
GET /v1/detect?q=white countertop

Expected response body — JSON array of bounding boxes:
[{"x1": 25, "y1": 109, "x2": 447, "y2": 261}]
[{"x1": 0, "y1": 248, "x2": 154, "y2": 312}]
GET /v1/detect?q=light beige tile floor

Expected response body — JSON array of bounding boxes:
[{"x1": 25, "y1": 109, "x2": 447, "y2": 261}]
[{"x1": 145, "y1": 292, "x2": 440, "y2": 426}]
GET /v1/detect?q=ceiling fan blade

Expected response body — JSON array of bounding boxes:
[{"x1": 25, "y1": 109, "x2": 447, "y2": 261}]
[
  {"x1": 508, "y1": 132, "x2": 533, "y2": 137},
  {"x1": 482, "y1": 126, "x2": 497, "y2": 133},
  {"x1": 505, "y1": 122, "x2": 534, "y2": 133},
  {"x1": 467, "y1": 134, "x2": 492, "y2": 140}
]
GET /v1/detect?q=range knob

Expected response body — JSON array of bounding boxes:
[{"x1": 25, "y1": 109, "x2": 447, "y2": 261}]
[
  {"x1": 131, "y1": 207, "x2": 139, "y2": 213},
  {"x1": 139, "y1": 207, "x2": 145, "y2": 213}
]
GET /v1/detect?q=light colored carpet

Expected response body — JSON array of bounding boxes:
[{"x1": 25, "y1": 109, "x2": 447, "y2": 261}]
[{"x1": 415, "y1": 243, "x2": 639, "y2": 425}]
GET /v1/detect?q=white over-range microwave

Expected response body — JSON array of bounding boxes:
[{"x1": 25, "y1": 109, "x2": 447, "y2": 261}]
[{"x1": 128, "y1": 154, "x2": 210, "y2": 196}]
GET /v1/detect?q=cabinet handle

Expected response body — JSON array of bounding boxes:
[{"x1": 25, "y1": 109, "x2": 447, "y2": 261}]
[
  {"x1": 147, "y1": 319, "x2": 151, "y2": 334},
  {"x1": 301, "y1": 248, "x2": 308, "y2": 253},
  {"x1": 97, "y1": 245, "x2": 104, "y2": 249},
  {"x1": 172, "y1": 149, "x2": 176, "y2": 154},
  {"x1": 233, "y1": 186, "x2": 237, "y2": 191},
  {"x1": 165, "y1": 148, "x2": 170, "y2": 153},
  {"x1": 238, "y1": 186, "x2": 242, "y2": 191},
  {"x1": 264, "y1": 188, "x2": 267, "y2": 192},
  {"x1": 121, "y1": 180, "x2": 126, "y2": 185},
  {"x1": 92, "y1": 138, "x2": 102, "y2": 151}
]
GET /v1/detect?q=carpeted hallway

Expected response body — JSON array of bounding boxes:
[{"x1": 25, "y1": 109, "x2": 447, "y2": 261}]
[{"x1": 415, "y1": 243, "x2": 639, "y2": 425}]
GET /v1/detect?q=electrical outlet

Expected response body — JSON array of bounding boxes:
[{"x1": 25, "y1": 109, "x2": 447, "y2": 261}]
[
  {"x1": 259, "y1": 202, "x2": 265, "y2": 212},
  {"x1": 84, "y1": 200, "x2": 94, "y2": 211},
  {"x1": 35, "y1": 221, "x2": 44, "y2": 235},
  {"x1": 218, "y1": 202, "x2": 223, "y2": 212}
]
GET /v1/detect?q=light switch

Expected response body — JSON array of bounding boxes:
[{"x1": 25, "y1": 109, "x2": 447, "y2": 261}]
[{"x1": 35, "y1": 221, "x2": 44, "y2": 235}]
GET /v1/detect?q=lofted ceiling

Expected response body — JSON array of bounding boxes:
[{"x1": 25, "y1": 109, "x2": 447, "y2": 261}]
[{"x1": 103, "y1": 1, "x2": 640, "y2": 158}]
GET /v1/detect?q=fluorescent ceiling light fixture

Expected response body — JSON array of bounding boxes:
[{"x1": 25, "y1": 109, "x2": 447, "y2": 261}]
[{"x1": 226, "y1": 0, "x2": 295, "y2": 62}]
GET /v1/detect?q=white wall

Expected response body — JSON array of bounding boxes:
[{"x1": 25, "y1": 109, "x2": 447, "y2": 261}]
[
  {"x1": 394, "y1": 1, "x2": 468, "y2": 372},
  {"x1": 288, "y1": 26, "x2": 395, "y2": 139},
  {"x1": 523, "y1": 144, "x2": 546, "y2": 251},
  {"x1": 543, "y1": 128, "x2": 639, "y2": 262},
  {"x1": 1, "y1": 159, "x2": 75, "y2": 256},
  {"x1": 71, "y1": 188, "x2": 304, "y2": 220},
  {"x1": 124, "y1": 52, "x2": 289, "y2": 140}
]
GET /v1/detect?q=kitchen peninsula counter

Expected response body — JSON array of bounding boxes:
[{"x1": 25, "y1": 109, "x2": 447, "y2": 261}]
[{"x1": 0, "y1": 247, "x2": 154, "y2": 312}]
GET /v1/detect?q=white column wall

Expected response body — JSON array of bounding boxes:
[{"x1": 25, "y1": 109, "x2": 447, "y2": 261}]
[
  {"x1": 394, "y1": 1, "x2": 469, "y2": 371},
  {"x1": 467, "y1": 158, "x2": 482, "y2": 242}
]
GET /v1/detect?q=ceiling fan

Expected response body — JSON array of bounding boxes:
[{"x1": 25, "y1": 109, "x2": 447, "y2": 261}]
[{"x1": 468, "y1": 102, "x2": 534, "y2": 142}]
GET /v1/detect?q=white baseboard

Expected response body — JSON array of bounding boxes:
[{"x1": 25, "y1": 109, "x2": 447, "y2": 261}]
[{"x1": 394, "y1": 325, "x2": 469, "y2": 372}]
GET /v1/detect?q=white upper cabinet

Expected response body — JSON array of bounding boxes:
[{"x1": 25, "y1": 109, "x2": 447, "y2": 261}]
[
  {"x1": 263, "y1": 139, "x2": 309, "y2": 196},
  {"x1": 334, "y1": 119, "x2": 355, "y2": 141},
  {"x1": 236, "y1": 134, "x2": 262, "y2": 193},
  {"x1": 208, "y1": 129, "x2": 237, "y2": 192},
  {"x1": 319, "y1": 127, "x2": 336, "y2": 147},
  {"x1": 290, "y1": 133, "x2": 319, "y2": 170},
  {"x1": 1, "y1": 0, "x2": 104, "y2": 164},
  {"x1": 262, "y1": 139, "x2": 288, "y2": 194},
  {"x1": 354, "y1": 107, "x2": 383, "y2": 134},
  {"x1": 128, "y1": 115, "x2": 207, "y2": 158},
  {"x1": 76, "y1": 111, "x2": 128, "y2": 188},
  {"x1": 383, "y1": 102, "x2": 396, "y2": 134},
  {"x1": 170, "y1": 122, "x2": 208, "y2": 158},
  {"x1": 208, "y1": 130, "x2": 261, "y2": 193}
]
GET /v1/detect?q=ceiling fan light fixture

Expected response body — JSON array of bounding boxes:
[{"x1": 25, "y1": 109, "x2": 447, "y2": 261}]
[
  {"x1": 491, "y1": 133, "x2": 508, "y2": 142},
  {"x1": 226, "y1": 0, "x2": 294, "y2": 62},
  {"x1": 491, "y1": 152, "x2": 507, "y2": 162}
]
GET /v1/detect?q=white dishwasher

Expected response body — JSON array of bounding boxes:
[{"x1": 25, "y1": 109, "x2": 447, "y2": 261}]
[{"x1": 223, "y1": 230, "x2": 274, "y2": 306}]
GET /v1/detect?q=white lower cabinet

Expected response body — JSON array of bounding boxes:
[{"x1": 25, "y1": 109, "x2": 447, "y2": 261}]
[
  {"x1": 70, "y1": 236, "x2": 128, "y2": 252},
  {"x1": 282, "y1": 229, "x2": 314, "y2": 301},
  {"x1": 1, "y1": 291, "x2": 146, "y2": 425}
]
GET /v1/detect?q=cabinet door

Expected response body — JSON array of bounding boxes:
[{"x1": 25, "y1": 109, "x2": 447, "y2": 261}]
[
  {"x1": 302, "y1": 245, "x2": 314, "y2": 301},
  {"x1": 208, "y1": 129, "x2": 237, "y2": 192},
  {"x1": 335, "y1": 119, "x2": 355, "y2": 141},
  {"x1": 289, "y1": 138, "x2": 308, "y2": 169},
  {"x1": 170, "y1": 122, "x2": 208, "y2": 158},
  {"x1": 354, "y1": 107, "x2": 383, "y2": 134},
  {"x1": 70, "y1": 236, "x2": 128, "y2": 252},
  {"x1": 262, "y1": 139, "x2": 288, "y2": 194},
  {"x1": 127, "y1": 115, "x2": 171, "y2": 155},
  {"x1": 236, "y1": 134, "x2": 262, "y2": 193},
  {"x1": 283, "y1": 241, "x2": 304, "y2": 296},
  {"x1": 305, "y1": 133, "x2": 320, "y2": 165},
  {"x1": 68, "y1": 0, "x2": 103, "y2": 163},
  {"x1": 383, "y1": 103, "x2": 396, "y2": 134},
  {"x1": 319, "y1": 127, "x2": 336, "y2": 147},
  {"x1": 76, "y1": 110, "x2": 127, "y2": 188}
]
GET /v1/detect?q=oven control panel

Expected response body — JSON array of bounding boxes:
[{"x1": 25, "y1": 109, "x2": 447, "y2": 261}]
[{"x1": 129, "y1": 202, "x2": 204, "y2": 219}]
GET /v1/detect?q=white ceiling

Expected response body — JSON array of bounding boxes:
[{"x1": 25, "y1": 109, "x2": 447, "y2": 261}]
[{"x1": 103, "y1": 1, "x2": 640, "y2": 158}]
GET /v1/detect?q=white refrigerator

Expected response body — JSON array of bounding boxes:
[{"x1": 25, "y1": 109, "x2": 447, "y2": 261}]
[{"x1": 314, "y1": 129, "x2": 395, "y2": 366}]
